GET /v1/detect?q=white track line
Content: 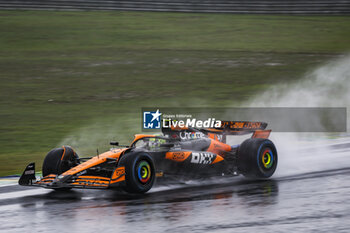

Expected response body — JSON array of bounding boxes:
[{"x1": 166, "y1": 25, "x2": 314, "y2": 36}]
[{"x1": 0, "y1": 188, "x2": 50, "y2": 200}]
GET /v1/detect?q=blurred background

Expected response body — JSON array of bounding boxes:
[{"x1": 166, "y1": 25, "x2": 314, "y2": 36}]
[{"x1": 0, "y1": 1, "x2": 350, "y2": 175}]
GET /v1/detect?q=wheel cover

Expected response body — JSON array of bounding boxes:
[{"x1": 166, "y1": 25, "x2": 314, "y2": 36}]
[
  {"x1": 137, "y1": 160, "x2": 151, "y2": 184},
  {"x1": 261, "y1": 149, "x2": 273, "y2": 169}
]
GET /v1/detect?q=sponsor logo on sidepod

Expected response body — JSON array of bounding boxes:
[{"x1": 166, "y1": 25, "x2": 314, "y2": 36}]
[{"x1": 191, "y1": 152, "x2": 215, "y2": 164}]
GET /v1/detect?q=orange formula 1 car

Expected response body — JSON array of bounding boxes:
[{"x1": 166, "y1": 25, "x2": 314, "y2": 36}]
[{"x1": 19, "y1": 121, "x2": 278, "y2": 193}]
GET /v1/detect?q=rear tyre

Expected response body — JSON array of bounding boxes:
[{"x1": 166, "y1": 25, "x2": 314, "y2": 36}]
[
  {"x1": 42, "y1": 146, "x2": 79, "y2": 177},
  {"x1": 238, "y1": 138, "x2": 278, "y2": 179},
  {"x1": 118, "y1": 152, "x2": 155, "y2": 193}
]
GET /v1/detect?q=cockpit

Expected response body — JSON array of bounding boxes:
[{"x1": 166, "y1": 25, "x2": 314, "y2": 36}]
[{"x1": 131, "y1": 136, "x2": 174, "y2": 152}]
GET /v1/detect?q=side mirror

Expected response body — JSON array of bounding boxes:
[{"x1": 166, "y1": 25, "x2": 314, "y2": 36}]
[
  {"x1": 160, "y1": 143, "x2": 174, "y2": 148},
  {"x1": 110, "y1": 141, "x2": 119, "y2": 146}
]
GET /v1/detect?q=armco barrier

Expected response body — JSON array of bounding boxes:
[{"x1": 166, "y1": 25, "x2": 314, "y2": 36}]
[{"x1": 0, "y1": 0, "x2": 349, "y2": 14}]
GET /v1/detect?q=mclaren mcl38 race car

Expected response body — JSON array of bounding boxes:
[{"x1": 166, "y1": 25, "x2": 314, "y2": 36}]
[{"x1": 19, "y1": 121, "x2": 278, "y2": 193}]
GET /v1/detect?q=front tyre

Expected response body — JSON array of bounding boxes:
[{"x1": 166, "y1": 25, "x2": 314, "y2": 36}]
[
  {"x1": 238, "y1": 138, "x2": 278, "y2": 179},
  {"x1": 118, "y1": 152, "x2": 155, "y2": 193},
  {"x1": 42, "y1": 146, "x2": 79, "y2": 177}
]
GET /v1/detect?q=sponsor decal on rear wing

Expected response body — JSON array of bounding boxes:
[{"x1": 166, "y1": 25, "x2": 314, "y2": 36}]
[{"x1": 212, "y1": 121, "x2": 268, "y2": 131}]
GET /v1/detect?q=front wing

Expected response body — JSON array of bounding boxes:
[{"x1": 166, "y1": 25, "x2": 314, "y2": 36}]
[{"x1": 18, "y1": 163, "x2": 126, "y2": 189}]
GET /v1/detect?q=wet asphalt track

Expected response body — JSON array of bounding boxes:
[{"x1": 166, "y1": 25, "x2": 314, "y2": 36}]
[{"x1": 1, "y1": 138, "x2": 350, "y2": 233}]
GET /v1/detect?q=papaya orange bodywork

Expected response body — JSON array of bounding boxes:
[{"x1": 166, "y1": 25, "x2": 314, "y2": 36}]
[
  {"x1": 110, "y1": 166, "x2": 126, "y2": 184},
  {"x1": 252, "y1": 130, "x2": 271, "y2": 139},
  {"x1": 77, "y1": 175, "x2": 110, "y2": 180},
  {"x1": 170, "y1": 125, "x2": 188, "y2": 130},
  {"x1": 211, "y1": 155, "x2": 224, "y2": 164},
  {"x1": 207, "y1": 133, "x2": 222, "y2": 141},
  {"x1": 207, "y1": 139, "x2": 232, "y2": 156},
  {"x1": 131, "y1": 134, "x2": 157, "y2": 145},
  {"x1": 62, "y1": 148, "x2": 128, "y2": 176}
]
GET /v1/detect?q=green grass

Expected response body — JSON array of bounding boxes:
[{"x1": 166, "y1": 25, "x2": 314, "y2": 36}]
[
  {"x1": 1, "y1": 11, "x2": 350, "y2": 53},
  {"x1": 0, "y1": 10, "x2": 349, "y2": 176}
]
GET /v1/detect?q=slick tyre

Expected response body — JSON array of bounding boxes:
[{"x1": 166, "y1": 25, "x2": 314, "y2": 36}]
[
  {"x1": 238, "y1": 138, "x2": 278, "y2": 179},
  {"x1": 118, "y1": 152, "x2": 155, "y2": 193},
  {"x1": 42, "y1": 146, "x2": 79, "y2": 177}
]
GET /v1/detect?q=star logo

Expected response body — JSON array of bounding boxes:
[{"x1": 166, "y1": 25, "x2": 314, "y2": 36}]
[{"x1": 150, "y1": 109, "x2": 162, "y2": 122}]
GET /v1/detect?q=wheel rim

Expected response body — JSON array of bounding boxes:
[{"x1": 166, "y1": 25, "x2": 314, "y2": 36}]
[
  {"x1": 261, "y1": 149, "x2": 273, "y2": 169},
  {"x1": 137, "y1": 160, "x2": 151, "y2": 184}
]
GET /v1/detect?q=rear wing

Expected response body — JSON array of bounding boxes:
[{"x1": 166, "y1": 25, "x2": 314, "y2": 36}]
[
  {"x1": 205, "y1": 121, "x2": 267, "y2": 133},
  {"x1": 162, "y1": 121, "x2": 270, "y2": 143}
]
